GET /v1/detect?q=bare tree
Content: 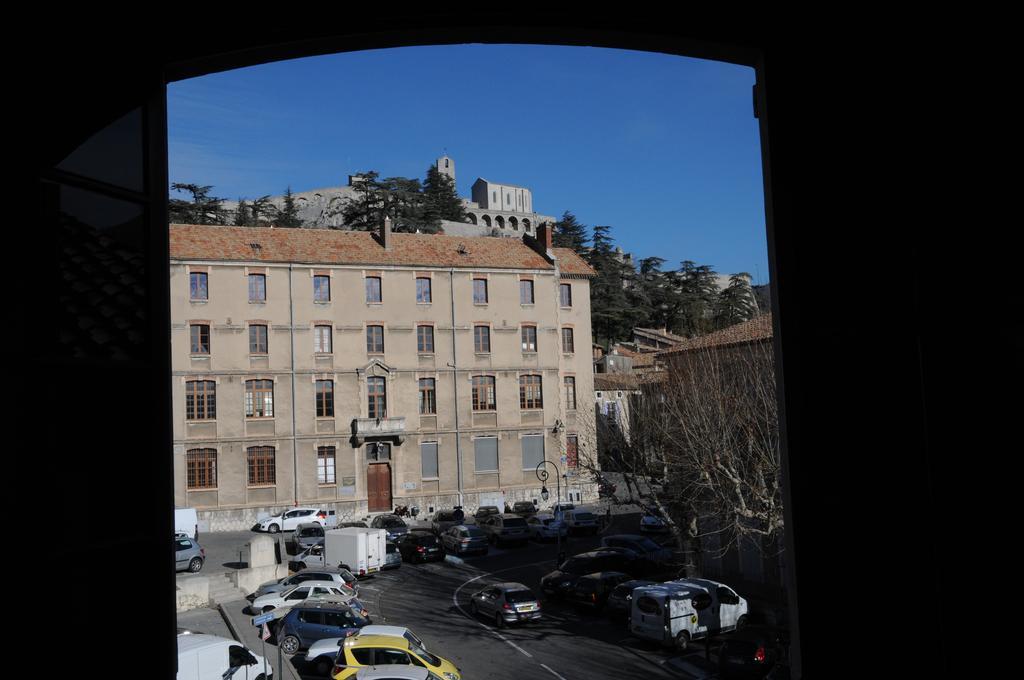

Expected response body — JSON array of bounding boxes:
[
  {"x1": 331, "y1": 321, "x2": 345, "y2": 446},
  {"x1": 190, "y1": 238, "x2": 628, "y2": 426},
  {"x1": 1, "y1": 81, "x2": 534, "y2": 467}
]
[{"x1": 578, "y1": 339, "x2": 782, "y2": 577}]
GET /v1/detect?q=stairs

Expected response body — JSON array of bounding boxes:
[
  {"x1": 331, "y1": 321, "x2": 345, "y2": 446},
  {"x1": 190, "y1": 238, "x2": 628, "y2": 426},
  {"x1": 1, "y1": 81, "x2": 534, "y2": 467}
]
[{"x1": 207, "y1": 572, "x2": 249, "y2": 604}]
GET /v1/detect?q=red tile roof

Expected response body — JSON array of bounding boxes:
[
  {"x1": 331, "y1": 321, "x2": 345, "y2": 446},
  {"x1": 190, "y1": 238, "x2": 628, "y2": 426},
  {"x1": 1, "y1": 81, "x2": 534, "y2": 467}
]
[
  {"x1": 656, "y1": 314, "x2": 774, "y2": 356},
  {"x1": 170, "y1": 224, "x2": 564, "y2": 271},
  {"x1": 553, "y1": 248, "x2": 596, "y2": 277},
  {"x1": 635, "y1": 327, "x2": 690, "y2": 344}
]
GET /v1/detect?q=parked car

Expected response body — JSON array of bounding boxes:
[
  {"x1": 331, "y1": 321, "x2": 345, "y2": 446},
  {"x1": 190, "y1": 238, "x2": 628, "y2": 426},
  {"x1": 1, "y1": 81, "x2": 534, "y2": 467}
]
[
  {"x1": 717, "y1": 626, "x2": 789, "y2": 679},
  {"x1": 526, "y1": 513, "x2": 567, "y2": 541},
  {"x1": 294, "y1": 522, "x2": 327, "y2": 551},
  {"x1": 602, "y1": 534, "x2": 673, "y2": 565},
  {"x1": 430, "y1": 509, "x2": 460, "y2": 535},
  {"x1": 540, "y1": 549, "x2": 639, "y2": 598},
  {"x1": 631, "y1": 578, "x2": 748, "y2": 651},
  {"x1": 252, "y1": 507, "x2": 329, "y2": 534},
  {"x1": 567, "y1": 571, "x2": 635, "y2": 613},
  {"x1": 276, "y1": 598, "x2": 371, "y2": 656},
  {"x1": 369, "y1": 514, "x2": 409, "y2": 541},
  {"x1": 245, "y1": 581, "x2": 357, "y2": 615},
  {"x1": 511, "y1": 501, "x2": 537, "y2": 517},
  {"x1": 174, "y1": 535, "x2": 205, "y2": 573},
  {"x1": 382, "y1": 542, "x2": 402, "y2": 570},
  {"x1": 469, "y1": 582, "x2": 542, "y2": 627},
  {"x1": 332, "y1": 626, "x2": 461, "y2": 680},
  {"x1": 440, "y1": 524, "x2": 489, "y2": 556},
  {"x1": 563, "y1": 509, "x2": 600, "y2": 535},
  {"x1": 473, "y1": 506, "x2": 501, "y2": 523},
  {"x1": 396, "y1": 531, "x2": 445, "y2": 563},
  {"x1": 176, "y1": 633, "x2": 270, "y2": 680},
  {"x1": 639, "y1": 508, "x2": 672, "y2": 534},
  {"x1": 354, "y1": 667, "x2": 434, "y2": 680},
  {"x1": 253, "y1": 568, "x2": 357, "y2": 598},
  {"x1": 289, "y1": 544, "x2": 329, "y2": 571},
  {"x1": 478, "y1": 513, "x2": 530, "y2": 546},
  {"x1": 605, "y1": 579, "x2": 658, "y2": 623}
]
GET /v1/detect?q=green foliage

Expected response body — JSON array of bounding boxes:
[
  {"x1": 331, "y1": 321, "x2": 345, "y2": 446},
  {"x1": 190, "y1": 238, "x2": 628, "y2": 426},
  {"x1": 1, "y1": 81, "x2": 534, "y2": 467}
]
[
  {"x1": 677, "y1": 260, "x2": 721, "y2": 337},
  {"x1": 276, "y1": 187, "x2": 303, "y2": 228},
  {"x1": 422, "y1": 165, "x2": 467, "y2": 230},
  {"x1": 586, "y1": 225, "x2": 642, "y2": 346},
  {"x1": 233, "y1": 199, "x2": 251, "y2": 226},
  {"x1": 339, "y1": 171, "x2": 439, "y2": 234},
  {"x1": 713, "y1": 273, "x2": 757, "y2": 328},
  {"x1": 169, "y1": 183, "x2": 226, "y2": 225},
  {"x1": 552, "y1": 211, "x2": 589, "y2": 252}
]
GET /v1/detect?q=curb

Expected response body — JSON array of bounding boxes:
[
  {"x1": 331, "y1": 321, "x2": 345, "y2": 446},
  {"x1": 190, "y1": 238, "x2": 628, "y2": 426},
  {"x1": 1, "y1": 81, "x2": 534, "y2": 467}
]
[{"x1": 218, "y1": 603, "x2": 303, "y2": 680}]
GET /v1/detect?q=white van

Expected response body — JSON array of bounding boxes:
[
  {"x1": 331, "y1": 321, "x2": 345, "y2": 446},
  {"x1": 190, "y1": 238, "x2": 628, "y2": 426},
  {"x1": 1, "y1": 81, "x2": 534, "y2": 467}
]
[
  {"x1": 176, "y1": 633, "x2": 272, "y2": 680},
  {"x1": 324, "y1": 527, "x2": 386, "y2": 576},
  {"x1": 175, "y1": 507, "x2": 199, "y2": 540},
  {"x1": 630, "y1": 578, "x2": 748, "y2": 651}
]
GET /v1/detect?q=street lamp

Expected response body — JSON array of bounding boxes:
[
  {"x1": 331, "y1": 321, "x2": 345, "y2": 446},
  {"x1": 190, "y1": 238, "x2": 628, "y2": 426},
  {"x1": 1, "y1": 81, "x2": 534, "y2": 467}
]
[{"x1": 535, "y1": 460, "x2": 565, "y2": 568}]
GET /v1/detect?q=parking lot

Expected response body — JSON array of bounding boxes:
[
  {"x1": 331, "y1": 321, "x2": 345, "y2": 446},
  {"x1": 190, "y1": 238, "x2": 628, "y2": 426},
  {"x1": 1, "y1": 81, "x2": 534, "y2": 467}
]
[{"x1": 179, "y1": 509, "x2": 773, "y2": 679}]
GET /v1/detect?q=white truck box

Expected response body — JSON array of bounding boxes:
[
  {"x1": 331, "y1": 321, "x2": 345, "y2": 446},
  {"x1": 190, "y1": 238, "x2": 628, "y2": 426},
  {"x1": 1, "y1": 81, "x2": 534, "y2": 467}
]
[
  {"x1": 631, "y1": 579, "x2": 748, "y2": 650},
  {"x1": 324, "y1": 528, "x2": 386, "y2": 577},
  {"x1": 175, "y1": 507, "x2": 199, "y2": 540}
]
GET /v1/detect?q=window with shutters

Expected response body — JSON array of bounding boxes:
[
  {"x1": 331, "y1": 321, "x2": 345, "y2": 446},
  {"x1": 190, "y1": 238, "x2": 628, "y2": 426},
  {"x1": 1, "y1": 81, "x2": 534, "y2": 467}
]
[
  {"x1": 474, "y1": 436, "x2": 499, "y2": 472},
  {"x1": 521, "y1": 434, "x2": 544, "y2": 471}
]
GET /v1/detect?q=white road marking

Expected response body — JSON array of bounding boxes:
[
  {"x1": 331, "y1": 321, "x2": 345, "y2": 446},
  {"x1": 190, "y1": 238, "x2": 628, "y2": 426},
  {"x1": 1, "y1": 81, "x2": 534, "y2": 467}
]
[{"x1": 541, "y1": 663, "x2": 568, "y2": 680}]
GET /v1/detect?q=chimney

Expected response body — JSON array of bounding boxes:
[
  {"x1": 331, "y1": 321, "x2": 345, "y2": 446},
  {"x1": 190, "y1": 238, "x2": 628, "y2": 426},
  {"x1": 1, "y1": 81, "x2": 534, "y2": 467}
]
[
  {"x1": 537, "y1": 221, "x2": 553, "y2": 252},
  {"x1": 379, "y1": 215, "x2": 393, "y2": 250},
  {"x1": 526, "y1": 221, "x2": 555, "y2": 260}
]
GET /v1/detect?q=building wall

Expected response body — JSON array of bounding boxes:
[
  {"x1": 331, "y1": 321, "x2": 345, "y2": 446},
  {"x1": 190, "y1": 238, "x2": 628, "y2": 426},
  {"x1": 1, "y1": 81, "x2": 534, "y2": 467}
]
[{"x1": 171, "y1": 258, "x2": 596, "y2": 527}]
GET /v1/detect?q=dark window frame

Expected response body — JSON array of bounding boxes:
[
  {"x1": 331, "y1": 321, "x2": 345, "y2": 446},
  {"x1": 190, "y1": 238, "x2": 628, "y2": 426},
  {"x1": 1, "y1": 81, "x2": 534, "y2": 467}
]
[
  {"x1": 315, "y1": 379, "x2": 334, "y2": 417},
  {"x1": 367, "y1": 376, "x2": 387, "y2": 419},
  {"x1": 186, "y1": 448, "x2": 217, "y2": 489},
  {"x1": 520, "y1": 279, "x2": 534, "y2": 304},
  {"x1": 560, "y1": 283, "x2": 572, "y2": 308},
  {"x1": 317, "y1": 446, "x2": 336, "y2": 485},
  {"x1": 247, "y1": 445, "x2": 276, "y2": 486},
  {"x1": 521, "y1": 325, "x2": 538, "y2": 352},
  {"x1": 564, "y1": 376, "x2": 577, "y2": 411},
  {"x1": 416, "y1": 277, "x2": 432, "y2": 303},
  {"x1": 472, "y1": 375, "x2": 497, "y2": 411},
  {"x1": 245, "y1": 379, "x2": 274, "y2": 418},
  {"x1": 562, "y1": 327, "x2": 575, "y2": 353},
  {"x1": 473, "y1": 278, "x2": 488, "y2": 304}
]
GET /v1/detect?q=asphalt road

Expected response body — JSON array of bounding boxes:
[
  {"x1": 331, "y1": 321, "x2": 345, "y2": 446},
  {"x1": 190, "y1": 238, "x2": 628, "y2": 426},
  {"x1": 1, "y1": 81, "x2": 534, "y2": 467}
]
[{"x1": 204, "y1": 512, "x2": 729, "y2": 680}]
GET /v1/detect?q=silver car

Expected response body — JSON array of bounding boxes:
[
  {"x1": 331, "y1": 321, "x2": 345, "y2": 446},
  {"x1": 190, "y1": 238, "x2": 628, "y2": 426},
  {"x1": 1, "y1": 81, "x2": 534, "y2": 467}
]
[
  {"x1": 526, "y1": 513, "x2": 567, "y2": 541},
  {"x1": 253, "y1": 568, "x2": 357, "y2": 598},
  {"x1": 295, "y1": 522, "x2": 326, "y2": 551},
  {"x1": 174, "y1": 535, "x2": 205, "y2": 573},
  {"x1": 469, "y1": 583, "x2": 542, "y2": 627},
  {"x1": 383, "y1": 541, "x2": 402, "y2": 570},
  {"x1": 440, "y1": 525, "x2": 489, "y2": 556}
]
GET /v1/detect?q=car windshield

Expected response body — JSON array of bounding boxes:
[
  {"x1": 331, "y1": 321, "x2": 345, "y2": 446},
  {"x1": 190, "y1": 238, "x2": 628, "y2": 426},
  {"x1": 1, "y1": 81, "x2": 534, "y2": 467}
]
[
  {"x1": 502, "y1": 517, "x2": 527, "y2": 527},
  {"x1": 382, "y1": 518, "x2": 406, "y2": 528},
  {"x1": 575, "y1": 513, "x2": 596, "y2": 521},
  {"x1": 505, "y1": 590, "x2": 537, "y2": 603},
  {"x1": 561, "y1": 557, "x2": 593, "y2": 573},
  {"x1": 408, "y1": 641, "x2": 440, "y2": 666},
  {"x1": 464, "y1": 527, "x2": 485, "y2": 537}
]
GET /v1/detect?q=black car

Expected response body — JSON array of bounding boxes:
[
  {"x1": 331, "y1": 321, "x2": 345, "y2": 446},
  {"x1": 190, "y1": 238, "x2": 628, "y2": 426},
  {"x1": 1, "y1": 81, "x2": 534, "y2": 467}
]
[
  {"x1": 473, "y1": 506, "x2": 501, "y2": 523},
  {"x1": 540, "y1": 549, "x2": 639, "y2": 598},
  {"x1": 605, "y1": 579, "x2": 658, "y2": 623},
  {"x1": 511, "y1": 501, "x2": 537, "y2": 517},
  {"x1": 370, "y1": 514, "x2": 409, "y2": 541},
  {"x1": 717, "y1": 626, "x2": 789, "y2": 679},
  {"x1": 431, "y1": 510, "x2": 460, "y2": 535},
  {"x1": 396, "y1": 531, "x2": 445, "y2": 563},
  {"x1": 566, "y1": 571, "x2": 635, "y2": 612}
]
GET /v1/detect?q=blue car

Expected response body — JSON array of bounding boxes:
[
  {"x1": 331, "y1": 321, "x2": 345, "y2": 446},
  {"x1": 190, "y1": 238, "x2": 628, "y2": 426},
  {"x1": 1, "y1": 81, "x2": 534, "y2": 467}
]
[{"x1": 275, "y1": 598, "x2": 371, "y2": 656}]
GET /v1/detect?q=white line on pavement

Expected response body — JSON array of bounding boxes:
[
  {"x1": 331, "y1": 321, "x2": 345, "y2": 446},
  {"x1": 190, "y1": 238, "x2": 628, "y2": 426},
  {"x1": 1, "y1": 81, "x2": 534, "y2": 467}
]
[{"x1": 541, "y1": 663, "x2": 569, "y2": 680}]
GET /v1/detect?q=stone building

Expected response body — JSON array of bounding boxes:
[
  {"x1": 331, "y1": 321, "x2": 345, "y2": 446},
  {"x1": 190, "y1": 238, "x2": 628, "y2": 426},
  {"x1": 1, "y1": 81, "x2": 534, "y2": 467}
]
[{"x1": 170, "y1": 220, "x2": 597, "y2": 530}]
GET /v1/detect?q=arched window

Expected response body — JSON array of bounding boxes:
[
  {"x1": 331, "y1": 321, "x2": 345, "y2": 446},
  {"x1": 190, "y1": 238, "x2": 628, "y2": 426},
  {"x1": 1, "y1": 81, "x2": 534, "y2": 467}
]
[
  {"x1": 467, "y1": 213, "x2": 478, "y2": 225},
  {"x1": 495, "y1": 216, "x2": 505, "y2": 229},
  {"x1": 523, "y1": 219, "x2": 531, "y2": 232},
  {"x1": 509, "y1": 216, "x2": 519, "y2": 231},
  {"x1": 247, "y1": 446, "x2": 276, "y2": 485},
  {"x1": 481, "y1": 215, "x2": 491, "y2": 228},
  {"x1": 186, "y1": 448, "x2": 217, "y2": 489}
]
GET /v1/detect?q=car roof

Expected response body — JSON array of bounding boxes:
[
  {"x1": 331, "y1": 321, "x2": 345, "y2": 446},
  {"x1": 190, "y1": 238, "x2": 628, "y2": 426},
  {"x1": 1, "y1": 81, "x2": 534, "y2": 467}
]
[
  {"x1": 477, "y1": 506, "x2": 499, "y2": 511},
  {"x1": 636, "y1": 582, "x2": 709, "y2": 598},
  {"x1": 498, "y1": 513, "x2": 525, "y2": 519},
  {"x1": 284, "y1": 580, "x2": 346, "y2": 590},
  {"x1": 348, "y1": 634, "x2": 410, "y2": 649},
  {"x1": 291, "y1": 597, "x2": 355, "y2": 611},
  {"x1": 358, "y1": 625, "x2": 410, "y2": 638},
  {"x1": 294, "y1": 567, "x2": 349, "y2": 576},
  {"x1": 297, "y1": 521, "x2": 324, "y2": 528},
  {"x1": 490, "y1": 582, "x2": 531, "y2": 591}
]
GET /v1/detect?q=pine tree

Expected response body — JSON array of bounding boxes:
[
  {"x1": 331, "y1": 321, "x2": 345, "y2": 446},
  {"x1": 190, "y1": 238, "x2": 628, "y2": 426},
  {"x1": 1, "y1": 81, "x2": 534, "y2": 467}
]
[
  {"x1": 587, "y1": 225, "x2": 641, "y2": 346},
  {"x1": 632, "y1": 256, "x2": 683, "y2": 333},
  {"x1": 677, "y1": 260, "x2": 721, "y2": 337},
  {"x1": 276, "y1": 186, "x2": 303, "y2": 228},
  {"x1": 169, "y1": 183, "x2": 226, "y2": 225},
  {"x1": 713, "y1": 273, "x2": 757, "y2": 328},
  {"x1": 422, "y1": 165, "x2": 467, "y2": 231},
  {"x1": 234, "y1": 199, "x2": 251, "y2": 226},
  {"x1": 552, "y1": 211, "x2": 589, "y2": 252},
  {"x1": 250, "y1": 195, "x2": 275, "y2": 226}
]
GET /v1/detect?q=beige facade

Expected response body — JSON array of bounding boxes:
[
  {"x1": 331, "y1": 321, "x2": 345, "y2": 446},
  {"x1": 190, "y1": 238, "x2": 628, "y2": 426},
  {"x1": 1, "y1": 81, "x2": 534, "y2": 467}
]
[{"x1": 170, "y1": 224, "x2": 597, "y2": 530}]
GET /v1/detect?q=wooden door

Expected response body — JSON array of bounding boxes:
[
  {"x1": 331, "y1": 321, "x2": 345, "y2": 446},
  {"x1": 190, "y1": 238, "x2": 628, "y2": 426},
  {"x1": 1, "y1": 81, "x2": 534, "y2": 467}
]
[{"x1": 367, "y1": 463, "x2": 392, "y2": 512}]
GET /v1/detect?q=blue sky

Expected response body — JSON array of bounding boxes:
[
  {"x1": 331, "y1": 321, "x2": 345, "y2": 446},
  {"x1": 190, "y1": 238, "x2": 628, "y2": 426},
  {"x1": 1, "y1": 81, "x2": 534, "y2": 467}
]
[{"x1": 168, "y1": 44, "x2": 768, "y2": 284}]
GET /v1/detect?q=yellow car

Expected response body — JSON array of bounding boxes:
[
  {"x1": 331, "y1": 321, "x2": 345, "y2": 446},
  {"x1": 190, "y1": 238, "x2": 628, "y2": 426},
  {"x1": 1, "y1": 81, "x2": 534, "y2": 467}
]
[{"x1": 332, "y1": 625, "x2": 461, "y2": 680}]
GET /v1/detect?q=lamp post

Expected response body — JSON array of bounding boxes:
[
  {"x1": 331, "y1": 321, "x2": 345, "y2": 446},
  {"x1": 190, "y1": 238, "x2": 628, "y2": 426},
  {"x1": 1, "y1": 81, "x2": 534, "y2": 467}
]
[{"x1": 535, "y1": 460, "x2": 564, "y2": 568}]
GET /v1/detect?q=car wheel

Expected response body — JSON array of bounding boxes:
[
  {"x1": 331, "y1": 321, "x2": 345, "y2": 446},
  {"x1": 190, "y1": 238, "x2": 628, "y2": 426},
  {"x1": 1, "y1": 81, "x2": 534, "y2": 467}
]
[
  {"x1": 280, "y1": 635, "x2": 301, "y2": 655},
  {"x1": 736, "y1": 615, "x2": 748, "y2": 631},
  {"x1": 313, "y1": 655, "x2": 332, "y2": 676},
  {"x1": 494, "y1": 612, "x2": 504, "y2": 628},
  {"x1": 675, "y1": 631, "x2": 690, "y2": 652},
  {"x1": 188, "y1": 557, "x2": 203, "y2": 573},
  {"x1": 294, "y1": 562, "x2": 306, "y2": 571},
  {"x1": 262, "y1": 605, "x2": 276, "y2": 613},
  {"x1": 268, "y1": 523, "x2": 280, "y2": 534}
]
